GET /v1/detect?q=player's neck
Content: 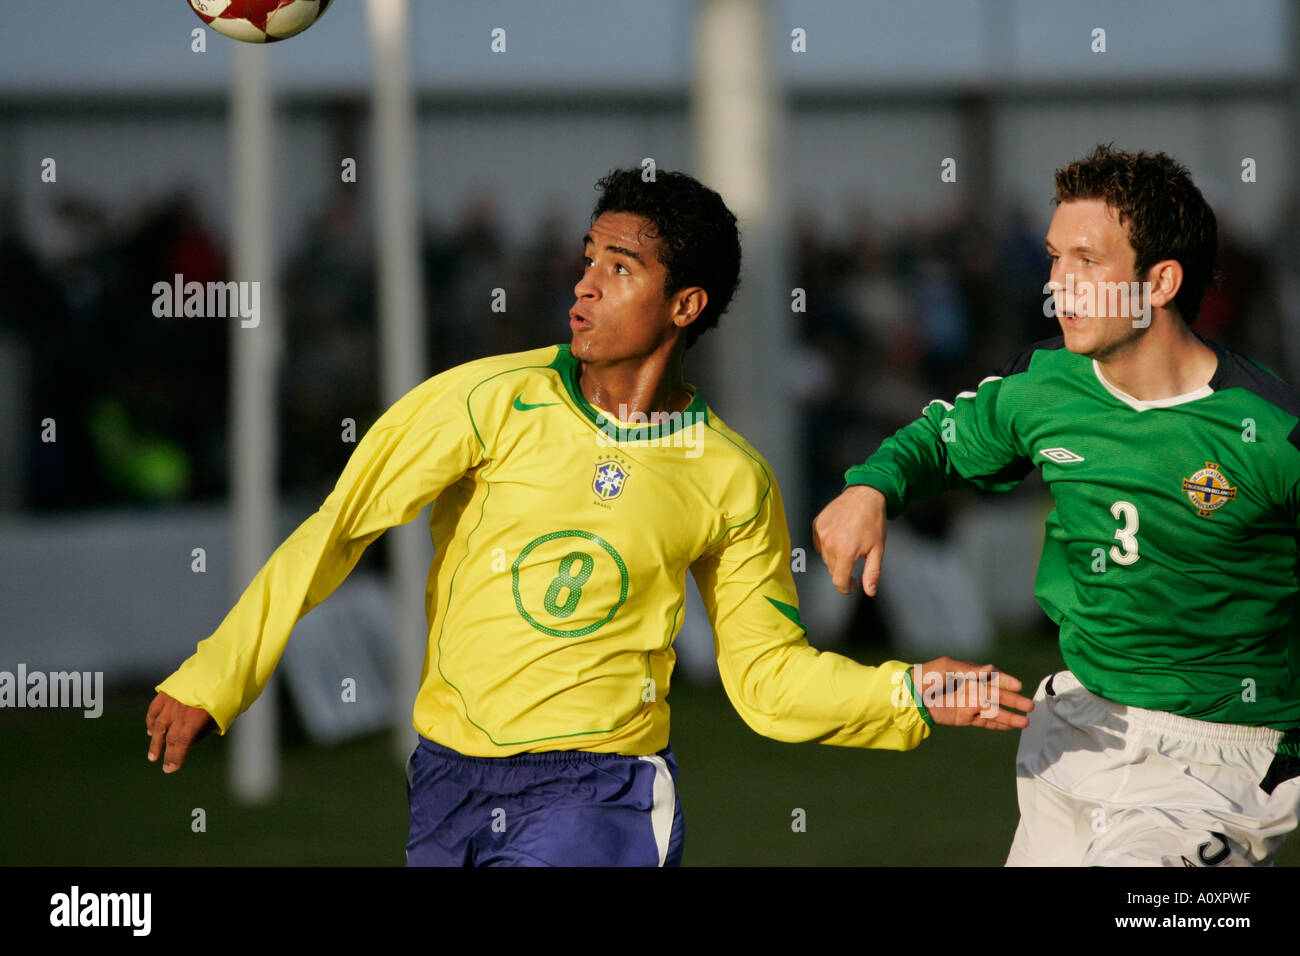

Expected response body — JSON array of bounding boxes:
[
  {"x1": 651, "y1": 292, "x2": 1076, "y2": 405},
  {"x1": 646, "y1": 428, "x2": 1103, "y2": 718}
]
[
  {"x1": 577, "y1": 349, "x2": 691, "y2": 421},
  {"x1": 1094, "y1": 315, "x2": 1218, "y2": 402}
]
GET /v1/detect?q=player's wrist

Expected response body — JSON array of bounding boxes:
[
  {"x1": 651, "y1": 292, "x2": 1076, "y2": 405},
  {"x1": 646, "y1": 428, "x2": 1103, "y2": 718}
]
[
  {"x1": 840, "y1": 482, "x2": 887, "y2": 509},
  {"x1": 904, "y1": 665, "x2": 935, "y2": 730}
]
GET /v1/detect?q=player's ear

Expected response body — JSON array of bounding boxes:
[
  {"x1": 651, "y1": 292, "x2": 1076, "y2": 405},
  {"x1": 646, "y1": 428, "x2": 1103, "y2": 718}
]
[
  {"x1": 671, "y1": 286, "x2": 708, "y2": 331},
  {"x1": 1145, "y1": 259, "x2": 1183, "y2": 311}
]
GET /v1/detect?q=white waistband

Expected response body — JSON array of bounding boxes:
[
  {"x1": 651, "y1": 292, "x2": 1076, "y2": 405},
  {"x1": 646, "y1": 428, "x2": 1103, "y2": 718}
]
[{"x1": 1051, "y1": 670, "x2": 1285, "y2": 749}]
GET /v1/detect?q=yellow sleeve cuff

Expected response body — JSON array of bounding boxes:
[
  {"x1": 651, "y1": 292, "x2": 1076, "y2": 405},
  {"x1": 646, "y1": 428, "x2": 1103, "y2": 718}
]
[{"x1": 903, "y1": 666, "x2": 935, "y2": 730}]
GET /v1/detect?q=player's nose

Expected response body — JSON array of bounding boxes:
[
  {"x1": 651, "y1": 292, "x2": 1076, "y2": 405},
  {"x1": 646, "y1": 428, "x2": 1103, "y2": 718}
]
[
  {"x1": 1046, "y1": 261, "x2": 1065, "y2": 291},
  {"x1": 573, "y1": 270, "x2": 599, "y2": 301}
]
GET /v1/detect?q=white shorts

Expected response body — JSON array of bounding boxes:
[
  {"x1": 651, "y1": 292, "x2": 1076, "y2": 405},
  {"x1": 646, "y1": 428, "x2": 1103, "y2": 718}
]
[{"x1": 1005, "y1": 670, "x2": 1300, "y2": 867}]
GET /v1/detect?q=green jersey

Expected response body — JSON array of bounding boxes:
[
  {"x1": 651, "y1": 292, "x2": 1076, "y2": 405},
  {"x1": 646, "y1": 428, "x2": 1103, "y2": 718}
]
[{"x1": 846, "y1": 335, "x2": 1300, "y2": 729}]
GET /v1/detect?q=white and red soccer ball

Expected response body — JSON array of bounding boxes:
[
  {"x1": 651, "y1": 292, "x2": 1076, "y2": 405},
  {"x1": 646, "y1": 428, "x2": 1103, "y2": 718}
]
[{"x1": 187, "y1": 0, "x2": 333, "y2": 43}]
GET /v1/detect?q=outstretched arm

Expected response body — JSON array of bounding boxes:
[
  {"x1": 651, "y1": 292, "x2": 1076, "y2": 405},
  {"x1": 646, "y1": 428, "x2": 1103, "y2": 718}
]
[
  {"x1": 148, "y1": 366, "x2": 485, "y2": 770},
  {"x1": 815, "y1": 350, "x2": 1040, "y2": 596},
  {"x1": 697, "y1": 472, "x2": 1030, "y2": 751}
]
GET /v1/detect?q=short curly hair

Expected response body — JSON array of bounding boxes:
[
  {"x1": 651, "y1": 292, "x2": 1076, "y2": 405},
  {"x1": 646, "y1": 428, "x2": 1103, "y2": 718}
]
[
  {"x1": 591, "y1": 168, "x2": 742, "y2": 347},
  {"x1": 1054, "y1": 144, "x2": 1218, "y2": 324}
]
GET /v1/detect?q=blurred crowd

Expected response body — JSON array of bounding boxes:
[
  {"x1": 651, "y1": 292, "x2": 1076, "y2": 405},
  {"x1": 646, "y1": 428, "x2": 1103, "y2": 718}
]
[{"x1": 0, "y1": 187, "x2": 1285, "y2": 524}]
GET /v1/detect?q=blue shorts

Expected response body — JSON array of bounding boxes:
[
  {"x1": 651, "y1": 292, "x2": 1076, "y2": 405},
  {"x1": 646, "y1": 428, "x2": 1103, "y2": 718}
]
[{"x1": 405, "y1": 736, "x2": 686, "y2": 867}]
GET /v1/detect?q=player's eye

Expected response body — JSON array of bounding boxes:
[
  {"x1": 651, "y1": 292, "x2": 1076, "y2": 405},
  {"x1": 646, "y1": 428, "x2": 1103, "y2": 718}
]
[{"x1": 615, "y1": 262, "x2": 630, "y2": 275}]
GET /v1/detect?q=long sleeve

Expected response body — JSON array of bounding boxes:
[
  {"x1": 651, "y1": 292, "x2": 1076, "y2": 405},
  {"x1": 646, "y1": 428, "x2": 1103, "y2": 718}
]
[
  {"x1": 844, "y1": 354, "x2": 1039, "y2": 519},
  {"x1": 158, "y1": 367, "x2": 485, "y2": 733},
  {"x1": 691, "y1": 472, "x2": 931, "y2": 750}
]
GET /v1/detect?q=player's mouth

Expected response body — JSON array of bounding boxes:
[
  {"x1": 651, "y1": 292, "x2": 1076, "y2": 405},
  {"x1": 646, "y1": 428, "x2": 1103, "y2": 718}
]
[{"x1": 569, "y1": 309, "x2": 593, "y2": 331}]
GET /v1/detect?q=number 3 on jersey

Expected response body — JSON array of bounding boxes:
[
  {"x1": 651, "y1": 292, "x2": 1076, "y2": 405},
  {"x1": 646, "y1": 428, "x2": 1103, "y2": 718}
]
[{"x1": 1109, "y1": 500, "x2": 1140, "y2": 566}]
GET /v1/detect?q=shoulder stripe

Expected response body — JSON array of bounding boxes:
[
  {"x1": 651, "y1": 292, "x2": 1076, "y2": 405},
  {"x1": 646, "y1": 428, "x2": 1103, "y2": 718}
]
[
  {"x1": 924, "y1": 375, "x2": 1002, "y2": 415},
  {"x1": 1205, "y1": 338, "x2": 1300, "y2": 421},
  {"x1": 954, "y1": 374, "x2": 1005, "y2": 402},
  {"x1": 918, "y1": 340, "x2": 1061, "y2": 416},
  {"x1": 1203, "y1": 337, "x2": 1300, "y2": 452},
  {"x1": 995, "y1": 335, "x2": 1066, "y2": 378}
]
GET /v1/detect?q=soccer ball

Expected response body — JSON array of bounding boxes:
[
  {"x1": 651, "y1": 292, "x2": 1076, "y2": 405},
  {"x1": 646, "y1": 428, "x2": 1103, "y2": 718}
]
[{"x1": 187, "y1": 0, "x2": 333, "y2": 44}]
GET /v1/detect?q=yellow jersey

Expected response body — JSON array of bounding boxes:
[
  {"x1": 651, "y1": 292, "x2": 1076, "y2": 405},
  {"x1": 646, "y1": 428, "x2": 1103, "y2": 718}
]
[{"x1": 158, "y1": 345, "x2": 931, "y2": 755}]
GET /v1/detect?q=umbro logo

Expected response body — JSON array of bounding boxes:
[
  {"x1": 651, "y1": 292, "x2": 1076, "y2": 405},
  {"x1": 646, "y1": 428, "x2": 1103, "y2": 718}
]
[{"x1": 1039, "y1": 447, "x2": 1085, "y2": 463}]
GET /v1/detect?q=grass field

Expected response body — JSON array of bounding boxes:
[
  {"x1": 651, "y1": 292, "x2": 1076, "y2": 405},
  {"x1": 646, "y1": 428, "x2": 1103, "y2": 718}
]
[{"x1": 3, "y1": 631, "x2": 1297, "y2": 866}]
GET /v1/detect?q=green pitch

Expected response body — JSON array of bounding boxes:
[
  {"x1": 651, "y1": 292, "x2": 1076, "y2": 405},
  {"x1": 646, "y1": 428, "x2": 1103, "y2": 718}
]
[{"x1": 3, "y1": 633, "x2": 1295, "y2": 866}]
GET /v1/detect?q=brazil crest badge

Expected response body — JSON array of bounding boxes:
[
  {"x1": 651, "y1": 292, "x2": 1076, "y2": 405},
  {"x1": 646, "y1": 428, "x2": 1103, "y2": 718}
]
[{"x1": 592, "y1": 457, "x2": 629, "y2": 501}]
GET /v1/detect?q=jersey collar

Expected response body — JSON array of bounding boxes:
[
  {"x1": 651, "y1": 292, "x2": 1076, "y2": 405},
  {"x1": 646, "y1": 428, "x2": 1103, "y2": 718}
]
[
  {"x1": 1091, "y1": 334, "x2": 1220, "y2": 412},
  {"x1": 549, "y1": 344, "x2": 709, "y2": 441}
]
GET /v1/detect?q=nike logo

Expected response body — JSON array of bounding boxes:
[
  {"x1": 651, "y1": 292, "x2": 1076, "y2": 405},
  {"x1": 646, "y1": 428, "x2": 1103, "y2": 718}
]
[{"x1": 513, "y1": 396, "x2": 560, "y2": 411}]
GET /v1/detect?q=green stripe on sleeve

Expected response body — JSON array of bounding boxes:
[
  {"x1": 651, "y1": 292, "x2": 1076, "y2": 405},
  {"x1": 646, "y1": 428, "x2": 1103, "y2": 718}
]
[{"x1": 904, "y1": 667, "x2": 934, "y2": 730}]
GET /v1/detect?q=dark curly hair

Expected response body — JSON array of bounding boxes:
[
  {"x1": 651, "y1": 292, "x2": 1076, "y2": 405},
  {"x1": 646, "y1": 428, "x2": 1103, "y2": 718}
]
[
  {"x1": 591, "y1": 168, "x2": 742, "y2": 347},
  {"x1": 1054, "y1": 144, "x2": 1218, "y2": 324}
]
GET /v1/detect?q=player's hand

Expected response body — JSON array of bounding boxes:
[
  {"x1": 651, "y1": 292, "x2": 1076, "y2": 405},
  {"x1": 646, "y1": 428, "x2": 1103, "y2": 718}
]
[
  {"x1": 910, "y1": 659, "x2": 1034, "y2": 730},
  {"x1": 812, "y1": 484, "x2": 887, "y2": 595},
  {"x1": 146, "y1": 692, "x2": 217, "y2": 773}
]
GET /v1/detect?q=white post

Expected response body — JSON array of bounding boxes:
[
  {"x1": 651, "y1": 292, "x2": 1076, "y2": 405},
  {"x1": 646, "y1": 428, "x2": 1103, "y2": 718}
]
[
  {"x1": 1285, "y1": 0, "x2": 1300, "y2": 381},
  {"x1": 693, "y1": 0, "x2": 796, "y2": 523},
  {"x1": 228, "y1": 42, "x2": 282, "y2": 802},
  {"x1": 367, "y1": 0, "x2": 429, "y2": 763}
]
